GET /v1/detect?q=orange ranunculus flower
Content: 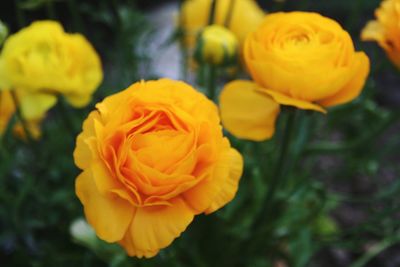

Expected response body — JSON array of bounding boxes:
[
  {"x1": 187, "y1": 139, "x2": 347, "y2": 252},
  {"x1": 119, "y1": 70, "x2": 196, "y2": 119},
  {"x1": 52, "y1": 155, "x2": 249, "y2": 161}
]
[
  {"x1": 180, "y1": 0, "x2": 264, "y2": 51},
  {"x1": 220, "y1": 12, "x2": 370, "y2": 141},
  {"x1": 361, "y1": 0, "x2": 400, "y2": 68},
  {"x1": 74, "y1": 79, "x2": 243, "y2": 258}
]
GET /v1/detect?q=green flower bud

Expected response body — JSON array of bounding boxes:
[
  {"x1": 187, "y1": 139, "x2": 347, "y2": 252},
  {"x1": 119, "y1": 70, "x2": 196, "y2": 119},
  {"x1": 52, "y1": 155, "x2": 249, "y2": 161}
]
[{"x1": 195, "y1": 24, "x2": 238, "y2": 66}]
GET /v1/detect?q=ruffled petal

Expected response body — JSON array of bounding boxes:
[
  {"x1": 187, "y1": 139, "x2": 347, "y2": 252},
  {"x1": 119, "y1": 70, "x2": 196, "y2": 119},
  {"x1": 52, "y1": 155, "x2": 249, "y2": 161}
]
[
  {"x1": 205, "y1": 147, "x2": 243, "y2": 214},
  {"x1": 120, "y1": 197, "x2": 194, "y2": 258},
  {"x1": 75, "y1": 170, "x2": 134, "y2": 242}
]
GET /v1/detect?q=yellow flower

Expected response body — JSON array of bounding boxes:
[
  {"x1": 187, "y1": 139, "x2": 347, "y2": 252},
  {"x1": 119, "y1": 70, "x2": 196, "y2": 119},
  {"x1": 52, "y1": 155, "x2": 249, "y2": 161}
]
[
  {"x1": 0, "y1": 90, "x2": 14, "y2": 136},
  {"x1": 195, "y1": 24, "x2": 238, "y2": 65},
  {"x1": 361, "y1": 0, "x2": 400, "y2": 68},
  {"x1": 0, "y1": 89, "x2": 54, "y2": 139},
  {"x1": 0, "y1": 20, "x2": 103, "y2": 108},
  {"x1": 220, "y1": 12, "x2": 370, "y2": 141},
  {"x1": 74, "y1": 79, "x2": 243, "y2": 258},
  {"x1": 180, "y1": 0, "x2": 264, "y2": 51}
]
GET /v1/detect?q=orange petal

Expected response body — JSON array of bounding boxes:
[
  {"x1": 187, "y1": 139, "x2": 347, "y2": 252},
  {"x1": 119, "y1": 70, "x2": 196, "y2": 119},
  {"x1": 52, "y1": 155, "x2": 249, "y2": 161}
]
[
  {"x1": 260, "y1": 88, "x2": 327, "y2": 113},
  {"x1": 75, "y1": 170, "x2": 134, "y2": 243},
  {"x1": 318, "y1": 52, "x2": 370, "y2": 107},
  {"x1": 120, "y1": 197, "x2": 194, "y2": 258},
  {"x1": 205, "y1": 147, "x2": 243, "y2": 214},
  {"x1": 361, "y1": 21, "x2": 385, "y2": 45},
  {"x1": 219, "y1": 80, "x2": 280, "y2": 141},
  {"x1": 74, "y1": 111, "x2": 101, "y2": 169}
]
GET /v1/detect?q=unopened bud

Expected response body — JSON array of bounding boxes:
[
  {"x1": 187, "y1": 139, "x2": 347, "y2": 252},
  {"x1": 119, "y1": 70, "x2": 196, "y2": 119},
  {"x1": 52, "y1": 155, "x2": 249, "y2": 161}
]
[{"x1": 195, "y1": 24, "x2": 238, "y2": 66}]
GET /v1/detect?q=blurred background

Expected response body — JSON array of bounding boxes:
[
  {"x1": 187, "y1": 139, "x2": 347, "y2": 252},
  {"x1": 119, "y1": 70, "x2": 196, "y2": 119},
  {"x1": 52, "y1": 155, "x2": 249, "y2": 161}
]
[{"x1": 1, "y1": 0, "x2": 400, "y2": 267}]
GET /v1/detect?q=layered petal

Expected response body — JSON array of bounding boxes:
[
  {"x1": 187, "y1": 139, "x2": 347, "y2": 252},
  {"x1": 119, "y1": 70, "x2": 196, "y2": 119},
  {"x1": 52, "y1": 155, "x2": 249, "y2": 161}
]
[
  {"x1": 206, "y1": 147, "x2": 243, "y2": 214},
  {"x1": 120, "y1": 197, "x2": 194, "y2": 258},
  {"x1": 319, "y1": 52, "x2": 370, "y2": 107},
  {"x1": 75, "y1": 170, "x2": 134, "y2": 242}
]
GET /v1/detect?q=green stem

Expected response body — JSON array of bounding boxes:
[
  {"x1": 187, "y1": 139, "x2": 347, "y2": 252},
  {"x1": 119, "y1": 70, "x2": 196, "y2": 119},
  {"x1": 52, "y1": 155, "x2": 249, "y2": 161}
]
[
  {"x1": 349, "y1": 231, "x2": 400, "y2": 267},
  {"x1": 10, "y1": 90, "x2": 34, "y2": 142},
  {"x1": 208, "y1": 0, "x2": 217, "y2": 25},
  {"x1": 46, "y1": 0, "x2": 56, "y2": 19},
  {"x1": 224, "y1": 0, "x2": 237, "y2": 27},
  {"x1": 15, "y1": 0, "x2": 26, "y2": 28},
  {"x1": 305, "y1": 111, "x2": 400, "y2": 154},
  {"x1": 253, "y1": 110, "x2": 296, "y2": 229},
  {"x1": 207, "y1": 64, "x2": 217, "y2": 101},
  {"x1": 57, "y1": 97, "x2": 77, "y2": 137},
  {"x1": 67, "y1": 0, "x2": 84, "y2": 32}
]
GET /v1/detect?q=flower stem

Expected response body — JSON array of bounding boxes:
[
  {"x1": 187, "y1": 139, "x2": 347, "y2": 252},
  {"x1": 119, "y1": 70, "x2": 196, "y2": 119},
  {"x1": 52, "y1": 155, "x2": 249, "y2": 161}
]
[
  {"x1": 57, "y1": 97, "x2": 77, "y2": 137},
  {"x1": 207, "y1": 64, "x2": 217, "y2": 101},
  {"x1": 257, "y1": 109, "x2": 296, "y2": 224},
  {"x1": 46, "y1": 0, "x2": 56, "y2": 19},
  {"x1": 224, "y1": 0, "x2": 237, "y2": 27},
  {"x1": 10, "y1": 90, "x2": 34, "y2": 142},
  {"x1": 208, "y1": 0, "x2": 217, "y2": 25},
  {"x1": 15, "y1": 0, "x2": 26, "y2": 28}
]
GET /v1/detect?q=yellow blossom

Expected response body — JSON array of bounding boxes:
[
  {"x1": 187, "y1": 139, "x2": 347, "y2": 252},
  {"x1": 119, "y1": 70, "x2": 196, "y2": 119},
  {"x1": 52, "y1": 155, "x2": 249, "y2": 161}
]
[
  {"x1": 0, "y1": 20, "x2": 102, "y2": 138},
  {"x1": 361, "y1": 0, "x2": 400, "y2": 68},
  {"x1": 220, "y1": 12, "x2": 370, "y2": 141}
]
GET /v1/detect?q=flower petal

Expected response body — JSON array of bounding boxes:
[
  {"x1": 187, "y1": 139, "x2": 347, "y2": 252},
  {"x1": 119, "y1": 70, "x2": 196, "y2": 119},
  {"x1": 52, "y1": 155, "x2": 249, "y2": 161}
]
[
  {"x1": 75, "y1": 170, "x2": 134, "y2": 242},
  {"x1": 19, "y1": 92, "x2": 57, "y2": 120},
  {"x1": 318, "y1": 52, "x2": 370, "y2": 107},
  {"x1": 120, "y1": 197, "x2": 194, "y2": 258},
  {"x1": 74, "y1": 111, "x2": 101, "y2": 169},
  {"x1": 361, "y1": 21, "x2": 385, "y2": 44},
  {"x1": 205, "y1": 147, "x2": 243, "y2": 214},
  {"x1": 219, "y1": 80, "x2": 280, "y2": 141},
  {"x1": 261, "y1": 88, "x2": 327, "y2": 113}
]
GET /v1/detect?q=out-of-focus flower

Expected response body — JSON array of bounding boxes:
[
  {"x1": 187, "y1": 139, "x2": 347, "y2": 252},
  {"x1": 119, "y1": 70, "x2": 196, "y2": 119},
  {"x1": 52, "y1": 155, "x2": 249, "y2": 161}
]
[
  {"x1": 0, "y1": 89, "x2": 54, "y2": 139},
  {"x1": 74, "y1": 79, "x2": 243, "y2": 258},
  {"x1": 361, "y1": 0, "x2": 400, "y2": 68},
  {"x1": 195, "y1": 24, "x2": 238, "y2": 66},
  {"x1": 180, "y1": 0, "x2": 264, "y2": 51},
  {"x1": 0, "y1": 20, "x2": 102, "y2": 107},
  {"x1": 0, "y1": 20, "x2": 102, "y2": 138},
  {"x1": 219, "y1": 12, "x2": 370, "y2": 141}
]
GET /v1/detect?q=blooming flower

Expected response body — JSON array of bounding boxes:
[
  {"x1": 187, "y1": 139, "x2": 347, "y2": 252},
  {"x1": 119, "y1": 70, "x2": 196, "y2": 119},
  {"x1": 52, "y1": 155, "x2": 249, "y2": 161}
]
[
  {"x1": 0, "y1": 20, "x2": 102, "y2": 138},
  {"x1": 361, "y1": 0, "x2": 400, "y2": 68},
  {"x1": 220, "y1": 12, "x2": 370, "y2": 141},
  {"x1": 74, "y1": 79, "x2": 243, "y2": 258}
]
